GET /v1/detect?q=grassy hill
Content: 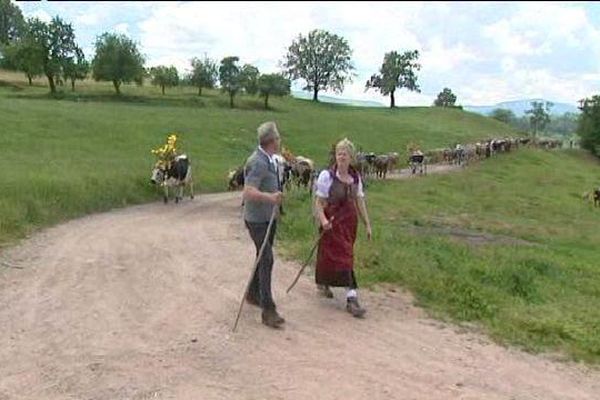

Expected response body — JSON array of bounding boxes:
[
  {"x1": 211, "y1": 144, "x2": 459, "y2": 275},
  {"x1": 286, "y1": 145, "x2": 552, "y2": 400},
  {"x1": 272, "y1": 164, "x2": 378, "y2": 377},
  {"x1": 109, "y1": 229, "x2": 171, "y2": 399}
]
[
  {"x1": 279, "y1": 149, "x2": 600, "y2": 363},
  {"x1": 0, "y1": 69, "x2": 517, "y2": 246},
  {"x1": 5, "y1": 70, "x2": 600, "y2": 363}
]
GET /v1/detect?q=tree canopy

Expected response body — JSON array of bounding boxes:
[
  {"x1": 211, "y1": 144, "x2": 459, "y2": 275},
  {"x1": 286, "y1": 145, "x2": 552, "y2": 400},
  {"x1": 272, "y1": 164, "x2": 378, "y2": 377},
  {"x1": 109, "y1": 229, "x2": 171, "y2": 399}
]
[
  {"x1": 283, "y1": 29, "x2": 354, "y2": 101},
  {"x1": 92, "y1": 32, "x2": 145, "y2": 94},
  {"x1": 365, "y1": 50, "x2": 420, "y2": 108}
]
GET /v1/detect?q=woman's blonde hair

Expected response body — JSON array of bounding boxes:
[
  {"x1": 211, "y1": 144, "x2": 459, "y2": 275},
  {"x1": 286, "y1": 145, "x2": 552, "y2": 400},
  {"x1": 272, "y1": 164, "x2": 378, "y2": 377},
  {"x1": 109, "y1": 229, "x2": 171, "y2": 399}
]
[{"x1": 335, "y1": 137, "x2": 356, "y2": 160}]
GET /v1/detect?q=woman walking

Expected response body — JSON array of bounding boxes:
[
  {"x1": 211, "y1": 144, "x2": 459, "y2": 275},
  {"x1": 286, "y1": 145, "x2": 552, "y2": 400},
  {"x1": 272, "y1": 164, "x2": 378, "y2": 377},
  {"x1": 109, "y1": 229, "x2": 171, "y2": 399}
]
[{"x1": 313, "y1": 138, "x2": 372, "y2": 318}]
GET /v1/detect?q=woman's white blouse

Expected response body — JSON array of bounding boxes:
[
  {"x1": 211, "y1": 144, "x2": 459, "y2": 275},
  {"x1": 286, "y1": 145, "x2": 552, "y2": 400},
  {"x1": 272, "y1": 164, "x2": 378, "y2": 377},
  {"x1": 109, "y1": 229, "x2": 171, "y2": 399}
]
[{"x1": 314, "y1": 170, "x2": 365, "y2": 199}]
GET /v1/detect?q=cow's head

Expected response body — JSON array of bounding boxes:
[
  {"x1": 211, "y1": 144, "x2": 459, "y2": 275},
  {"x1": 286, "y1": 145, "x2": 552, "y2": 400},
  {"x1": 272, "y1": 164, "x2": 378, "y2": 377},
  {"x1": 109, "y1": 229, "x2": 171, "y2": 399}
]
[{"x1": 150, "y1": 162, "x2": 166, "y2": 185}]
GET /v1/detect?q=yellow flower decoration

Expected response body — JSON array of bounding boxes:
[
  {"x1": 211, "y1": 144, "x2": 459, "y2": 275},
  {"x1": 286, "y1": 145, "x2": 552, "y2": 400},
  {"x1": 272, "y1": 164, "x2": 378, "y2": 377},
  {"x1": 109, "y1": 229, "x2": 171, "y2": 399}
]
[{"x1": 151, "y1": 133, "x2": 180, "y2": 166}]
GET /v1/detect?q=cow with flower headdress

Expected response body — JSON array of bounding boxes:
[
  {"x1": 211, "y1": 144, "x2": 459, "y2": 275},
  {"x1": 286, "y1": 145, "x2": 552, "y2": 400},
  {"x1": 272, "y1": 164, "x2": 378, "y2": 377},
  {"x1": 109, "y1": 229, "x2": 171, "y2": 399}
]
[{"x1": 150, "y1": 133, "x2": 194, "y2": 203}]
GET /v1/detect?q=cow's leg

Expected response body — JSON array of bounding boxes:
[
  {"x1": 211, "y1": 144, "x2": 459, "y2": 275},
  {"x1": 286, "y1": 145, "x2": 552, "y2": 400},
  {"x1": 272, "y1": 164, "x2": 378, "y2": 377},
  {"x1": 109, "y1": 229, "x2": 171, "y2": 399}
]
[
  {"x1": 163, "y1": 185, "x2": 169, "y2": 204},
  {"x1": 189, "y1": 180, "x2": 195, "y2": 200},
  {"x1": 175, "y1": 184, "x2": 182, "y2": 203}
]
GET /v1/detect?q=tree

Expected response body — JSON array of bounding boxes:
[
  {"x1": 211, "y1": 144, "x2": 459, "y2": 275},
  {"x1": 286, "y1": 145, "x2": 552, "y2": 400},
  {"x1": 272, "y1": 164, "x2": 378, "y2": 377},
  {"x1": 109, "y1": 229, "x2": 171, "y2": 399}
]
[
  {"x1": 365, "y1": 50, "x2": 420, "y2": 108},
  {"x1": 547, "y1": 112, "x2": 579, "y2": 137},
  {"x1": 283, "y1": 29, "x2": 354, "y2": 102},
  {"x1": 258, "y1": 73, "x2": 290, "y2": 109},
  {"x1": 0, "y1": 0, "x2": 25, "y2": 46},
  {"x1": 433, "y1": 87, "x2": 457, "y2": 107},
  {"x1": 22, "y1": 16, "x2": 82, "y2": 93},
  {"x1": 190, "y1": 56, "x2": 218, "y2": 96},
  {"x1": 92, "y1": 32, "x2": 145, "y2": 95},
  {"x1": 219, "y1": 56, "x2": 241, "y2": 108},
  {"x1": 525, "y1": 101, "x2": 553, "y2": 137},
  {"x1": 62, "y1": 49, "x2": 89, "y2": 91},
  {"x1": 490, "y1": 108, "x2": 516, "y2": 125},
  {"x1": 2, "y1": 34, "x2": 44, "y2": 84},
  {"x1": 150, "y1": 65, "x2": 179, "y2": 95},
  {"x1": 577, "y1": 96, "x2": 600, "y2": 156},
  {"x1": 240, "y1": 63, "x2": 259, "y2": 95}
]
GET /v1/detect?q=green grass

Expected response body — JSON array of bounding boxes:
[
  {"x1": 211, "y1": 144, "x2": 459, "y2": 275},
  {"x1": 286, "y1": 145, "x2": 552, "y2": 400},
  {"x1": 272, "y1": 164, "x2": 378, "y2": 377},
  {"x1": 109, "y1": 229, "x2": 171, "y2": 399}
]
[
  {"x1": 0, "y1": 70, "x2": 516, "y2": 246},
  {"x1": 278, "y1": 149, "x2": 600, "y2": 363}
]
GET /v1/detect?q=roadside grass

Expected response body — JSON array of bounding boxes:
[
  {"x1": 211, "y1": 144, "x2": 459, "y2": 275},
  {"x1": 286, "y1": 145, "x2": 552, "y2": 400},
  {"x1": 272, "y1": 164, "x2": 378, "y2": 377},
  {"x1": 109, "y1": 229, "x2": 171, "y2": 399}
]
[{"x1": 278, "y1": 149, "x2": 600, "y2": 364}]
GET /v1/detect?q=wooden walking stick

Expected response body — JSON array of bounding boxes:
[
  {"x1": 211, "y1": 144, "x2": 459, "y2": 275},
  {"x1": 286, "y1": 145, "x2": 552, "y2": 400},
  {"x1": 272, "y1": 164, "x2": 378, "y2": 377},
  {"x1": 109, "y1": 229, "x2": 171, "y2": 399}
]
[
  {"x1": 286, "y1": 231, "x2": 323, "y2": 294},
  {"x1": 232, "y1": 205, "x2": 278, "y2": 332},
  {"x1": 286, "y1": 212, "x2": 346, "y2": 294}
]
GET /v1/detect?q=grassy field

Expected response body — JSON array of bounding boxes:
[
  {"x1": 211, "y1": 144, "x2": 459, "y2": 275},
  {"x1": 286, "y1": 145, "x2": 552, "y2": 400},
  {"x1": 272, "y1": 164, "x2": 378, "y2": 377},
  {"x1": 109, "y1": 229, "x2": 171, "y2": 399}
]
[
  {"x1": 0, "y1": 69, "x2": 516, "y2": 246},
  {"x1": 279, "y1": 148, "x2": 600, "y2": 363}
]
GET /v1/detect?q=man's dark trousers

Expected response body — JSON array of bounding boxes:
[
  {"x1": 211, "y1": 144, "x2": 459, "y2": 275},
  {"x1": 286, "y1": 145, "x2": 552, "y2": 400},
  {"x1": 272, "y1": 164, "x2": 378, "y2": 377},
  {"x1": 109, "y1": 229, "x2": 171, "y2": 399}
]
[{"x1": 245, "y1": 220, "x2": 277, "y2": 311}]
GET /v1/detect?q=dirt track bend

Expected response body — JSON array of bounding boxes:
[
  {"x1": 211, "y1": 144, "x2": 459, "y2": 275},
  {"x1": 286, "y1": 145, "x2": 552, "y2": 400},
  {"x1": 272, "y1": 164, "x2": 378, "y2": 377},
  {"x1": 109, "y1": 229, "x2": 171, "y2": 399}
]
[{"x1": 0, "y1": 166, "x2": 598, "y2": 400}]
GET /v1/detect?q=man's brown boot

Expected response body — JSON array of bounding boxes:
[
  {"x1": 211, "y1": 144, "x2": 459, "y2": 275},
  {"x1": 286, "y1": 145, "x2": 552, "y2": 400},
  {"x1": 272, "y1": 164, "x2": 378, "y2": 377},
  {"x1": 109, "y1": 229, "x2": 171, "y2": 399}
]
[
  {"x1": 262, "y1": 309, "x2": 285, "y2": 328},
  {"x1": 245, "y1": 293, "x2": 260, "y2": 307}
]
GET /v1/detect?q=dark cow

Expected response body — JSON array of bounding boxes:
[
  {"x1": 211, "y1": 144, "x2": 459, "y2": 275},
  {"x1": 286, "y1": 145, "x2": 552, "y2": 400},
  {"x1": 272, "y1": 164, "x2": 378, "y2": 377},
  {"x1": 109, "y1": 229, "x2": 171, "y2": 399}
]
[
  {"x1": 409, "y1": 151, "x2": 426, "y2": 175},
  {"x1": 355, "y1": 151, "x2": 376, "y2": 179},
  {"x1": 594, "y1": 188, "x2": 600, "y2": 207},
  {"x1": 150, "y1": 155, "x2": 194, "y2": 204},
  {"x1": 453, "y1": 145, "x2": 466, "y2": 166},
  {"x1": 227, "y1": 166, "x2": 245, "y2": 191},
  {"x1": 373, "y1": 152, "x2": 399, "y2": 179}
]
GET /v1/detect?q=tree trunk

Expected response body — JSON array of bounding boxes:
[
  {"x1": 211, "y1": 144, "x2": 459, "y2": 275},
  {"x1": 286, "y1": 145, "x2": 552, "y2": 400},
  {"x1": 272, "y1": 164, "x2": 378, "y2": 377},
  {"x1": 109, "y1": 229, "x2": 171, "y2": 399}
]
[
  {"x1": 71, "y1": 79, "x2": 75, "y2": 91},
  {"x1": 47, "y1": 74, "x2": 56, "y2": 93},
  {"x1": 198, "y1": 86, "x2": 202, "y2": 96},
  {"x1": 229, "y1": 92, "x2": 234, "y2": 108},
  {"x1": 313, "y1": 87, "x2": 318, "y2": 101},
  {"x1": 161, "y1": 85, "x2": 165, "y2": 95},
  {"x1": 113, "y1": 80, "x2": 121, "y2": 95},
  {"x1": 27, "y1": 75, "x2": 32, "y2": 86},
  {"x1": 264, "y1": 93, "x2": 269, "y2": 109},
  {"x1": 390, "y1": 90, "x2": 396, "y2": 108}
]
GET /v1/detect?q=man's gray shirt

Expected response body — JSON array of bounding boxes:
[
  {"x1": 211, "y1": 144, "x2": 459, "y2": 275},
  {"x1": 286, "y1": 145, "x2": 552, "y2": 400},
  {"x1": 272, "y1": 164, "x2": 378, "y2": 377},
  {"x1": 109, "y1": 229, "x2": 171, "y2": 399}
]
[{"x1": 243, "y1": 149, "x2": 279, "y2": 223}]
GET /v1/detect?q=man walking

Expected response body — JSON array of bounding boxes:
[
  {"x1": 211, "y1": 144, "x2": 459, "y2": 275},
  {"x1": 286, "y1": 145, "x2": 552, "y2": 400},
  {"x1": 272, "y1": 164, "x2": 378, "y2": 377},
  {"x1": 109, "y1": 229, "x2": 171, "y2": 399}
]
[{"x1": 242, "y1": 121, "x2": 285, "y2": 328}]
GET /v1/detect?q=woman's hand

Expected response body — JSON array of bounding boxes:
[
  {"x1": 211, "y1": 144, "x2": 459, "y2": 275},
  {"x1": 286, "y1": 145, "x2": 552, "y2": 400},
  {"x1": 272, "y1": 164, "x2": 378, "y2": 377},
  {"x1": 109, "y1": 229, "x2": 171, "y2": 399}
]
[{"x1": 321, "y1": 216, "x2": 334, "y2": 230}]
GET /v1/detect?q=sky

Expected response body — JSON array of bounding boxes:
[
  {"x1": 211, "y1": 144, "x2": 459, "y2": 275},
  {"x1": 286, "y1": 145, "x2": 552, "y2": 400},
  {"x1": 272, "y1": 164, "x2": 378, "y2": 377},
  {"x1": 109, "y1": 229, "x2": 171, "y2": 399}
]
[{"x1": 14, "y1": 1, "x2": 600, "y2": 107}]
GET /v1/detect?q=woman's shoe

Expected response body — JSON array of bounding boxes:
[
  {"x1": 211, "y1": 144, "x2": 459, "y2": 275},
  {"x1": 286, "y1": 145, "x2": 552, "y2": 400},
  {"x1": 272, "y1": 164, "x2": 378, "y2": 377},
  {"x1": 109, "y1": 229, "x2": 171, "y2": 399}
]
[
  {"x1": 317, "y1": 285, "x2": 334, "y2": 298},
  {"x1": 346, "y1": 297, "x2": 366, "y2": 318}
]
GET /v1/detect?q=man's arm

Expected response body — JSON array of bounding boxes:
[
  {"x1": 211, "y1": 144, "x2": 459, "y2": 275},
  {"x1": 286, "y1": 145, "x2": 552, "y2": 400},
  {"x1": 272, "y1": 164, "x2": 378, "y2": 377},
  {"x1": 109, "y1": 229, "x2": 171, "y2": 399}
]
[
  {"x1": 242, "y1": 157, "x2": 282, "y2": 205},
  {"x1": 243, "y1": 184, "x2": 281, "y2": 204}
]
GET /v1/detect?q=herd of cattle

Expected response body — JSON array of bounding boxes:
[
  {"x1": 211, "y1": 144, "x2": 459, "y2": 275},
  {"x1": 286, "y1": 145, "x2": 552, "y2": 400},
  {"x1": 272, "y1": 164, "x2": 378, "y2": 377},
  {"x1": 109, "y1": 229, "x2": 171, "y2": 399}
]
[
  {"x1": 148, "y1": 136, "x2": 598, "y2": 207},
  {"x1": 225, "y1": 136, "x2": 567, "y2": 193},
  {"x1": 227, "y1": 153, "x2": 316, "y2": 193},
  {"x1": 421, "y1": 137, "x2": 563, "y2": 167}
]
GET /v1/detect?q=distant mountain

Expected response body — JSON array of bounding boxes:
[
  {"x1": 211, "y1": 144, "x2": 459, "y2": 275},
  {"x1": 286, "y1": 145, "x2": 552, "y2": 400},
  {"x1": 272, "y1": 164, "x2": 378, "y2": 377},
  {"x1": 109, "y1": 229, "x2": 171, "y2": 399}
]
[
  {"x1": 290, "y1": 92, "x2": 580, "y2": 115},
  {"x1": 291, "y1": 90, "x2": 386, "y2": 108},
  {"x1": 463, "y1": 99, "x2": 580, "y2": 117}
]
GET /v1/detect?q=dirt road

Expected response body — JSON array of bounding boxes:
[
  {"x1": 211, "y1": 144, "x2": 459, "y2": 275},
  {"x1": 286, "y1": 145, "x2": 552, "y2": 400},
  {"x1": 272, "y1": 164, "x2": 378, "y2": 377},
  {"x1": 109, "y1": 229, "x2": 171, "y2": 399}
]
[{"x1": 1, "y1": 170, "x2": 598, "y2": 399}]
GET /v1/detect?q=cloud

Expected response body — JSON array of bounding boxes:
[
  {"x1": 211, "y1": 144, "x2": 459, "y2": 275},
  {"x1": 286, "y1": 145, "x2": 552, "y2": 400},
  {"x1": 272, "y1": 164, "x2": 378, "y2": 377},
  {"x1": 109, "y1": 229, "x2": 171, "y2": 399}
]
[
  {"x1": 29, "y1": 9, "x2": 52, "y2": 23},
  {"x1": 421, "y1": 38, "x2": 481, "y2": 73},
  {"x1": 74, "y1": 13, "x2": 100, "y2": 26},
  {"x1": 113, "y1": 23, "x2": 129, "y2": 35}
]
